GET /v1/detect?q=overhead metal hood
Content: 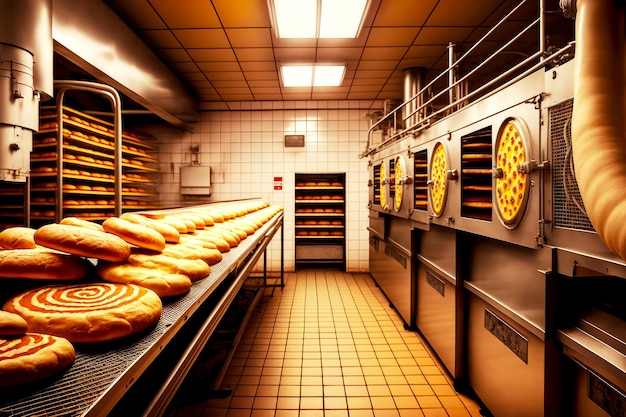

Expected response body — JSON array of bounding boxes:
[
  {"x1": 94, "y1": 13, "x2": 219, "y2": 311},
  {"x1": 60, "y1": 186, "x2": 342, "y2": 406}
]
[{"x1": 52, "y1": 0, "x2": 198, "y2": 131}]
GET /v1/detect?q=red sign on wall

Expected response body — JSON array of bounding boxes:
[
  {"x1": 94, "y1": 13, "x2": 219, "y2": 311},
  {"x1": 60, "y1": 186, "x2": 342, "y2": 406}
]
[{"x1": 274, "y1": 176, "x2": 282, "y2": 190}]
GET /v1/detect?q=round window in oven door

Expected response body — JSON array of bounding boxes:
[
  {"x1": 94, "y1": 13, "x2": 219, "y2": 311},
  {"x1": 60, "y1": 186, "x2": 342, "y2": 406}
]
[
  {"x1": 429, "y1": 142, "x2": 449, "y2": 217},
  {"x1": 494, "y1": 117, "x2": 531, "y2": 229},
  {"x1": 393, "y1": 154, "x2": 407, "y2": 212},
  {"x1": 379, "y1": 160, "x2": 388, "y2": 210}
]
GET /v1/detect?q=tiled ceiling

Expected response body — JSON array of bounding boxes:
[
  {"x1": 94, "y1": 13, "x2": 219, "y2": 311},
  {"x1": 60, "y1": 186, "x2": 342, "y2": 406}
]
[{"x1": 102, "y1": 0, "x2": 573, "y2": 104}]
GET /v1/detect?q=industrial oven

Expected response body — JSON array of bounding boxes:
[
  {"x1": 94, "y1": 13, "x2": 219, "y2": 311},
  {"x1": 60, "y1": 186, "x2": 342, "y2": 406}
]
[{"x1": 363, "y1": 2, "x2": 626, "y2": 415}]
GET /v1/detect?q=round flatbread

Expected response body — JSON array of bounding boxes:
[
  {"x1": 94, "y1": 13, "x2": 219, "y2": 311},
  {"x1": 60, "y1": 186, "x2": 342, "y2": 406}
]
[
  {"x1": 4, "y1": 283, "x2": 162, "y2": 343},
  {"x1": 0, "y1": 333, "x2": 75, "y2": 387}
]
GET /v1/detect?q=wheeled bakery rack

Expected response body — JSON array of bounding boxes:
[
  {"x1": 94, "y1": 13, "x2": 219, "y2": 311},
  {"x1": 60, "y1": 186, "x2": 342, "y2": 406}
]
[
  {"x1": 29, "y1": 105, "x2": 160, "y2": 225},
  {"x1": 294, "y1": 173, "x2": 346, "y2": 270},
  {"x1": 0, "y1": 200, "x2": 284, "y2": 417}
]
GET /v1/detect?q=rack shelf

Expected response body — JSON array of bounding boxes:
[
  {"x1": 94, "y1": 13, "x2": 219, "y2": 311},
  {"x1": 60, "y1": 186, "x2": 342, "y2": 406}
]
[{"x1": 295, "y1": 173, "x2": 346, "y2": 269}]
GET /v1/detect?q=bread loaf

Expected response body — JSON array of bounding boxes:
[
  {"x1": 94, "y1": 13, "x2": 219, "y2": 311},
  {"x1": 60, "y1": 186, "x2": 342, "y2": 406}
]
[
  {"x1": 0, "y1": 249, "x2": 92, "y2": 280},
  {"x1": 34, "y1": 223, "x2": 130, "y2": 262},
  {"x1": 59, "y1": 216, "x2": 105, "y2": 232},
  {"x1": 119, "y1": 212, "x2": 181, "y2": 243},
  {"x1": 102, "y1": 217, "x2": 166, "y2": 252},
  {"x1": 0, "y1": 227, "x2": 37, "y2": 249},
  {"x1": 0, "y1": 333, "x2": 75, "y2": 387},
  {"x1": 4, "y1": 283, "x2": 162, "y2": 343},
  {"x1": 0, "y1": 310, "x2": 28, "y2": 336},
  {"x1": 97, "y1": 263, "x2": 192, "y2": 298}
]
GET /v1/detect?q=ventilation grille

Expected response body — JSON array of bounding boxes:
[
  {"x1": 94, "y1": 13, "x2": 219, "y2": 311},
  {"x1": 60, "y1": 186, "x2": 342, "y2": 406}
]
[
  {"x1": 373, "y1": 163, "x2": 381, "y2": 205},
  {"x1": 550, "y1": 99, "x2": 595, "y2": 231},
  {"x1": 461, "y1": 126, "x2": 493, "y2": 221},
  {"x1": 413, "y1": 149, "x2": 428, "y2": 210}
]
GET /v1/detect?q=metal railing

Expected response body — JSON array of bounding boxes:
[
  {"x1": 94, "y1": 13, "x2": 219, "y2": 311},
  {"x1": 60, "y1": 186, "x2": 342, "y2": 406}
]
[{"x1": 360, "y1": 0, "x2": 571, "y2": 158}]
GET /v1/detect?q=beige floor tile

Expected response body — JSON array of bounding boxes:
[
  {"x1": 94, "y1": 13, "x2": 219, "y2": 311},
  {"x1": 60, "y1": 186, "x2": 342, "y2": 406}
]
[
  {"x1": 171, "y1": 271, "x2": 484, "y2": 417},
  {"x1": 276, "y1": 397, "x2": 299, "y2": 410},
  {"x1": 299, "y1": 396, "x2": 323, "y2": 409}
]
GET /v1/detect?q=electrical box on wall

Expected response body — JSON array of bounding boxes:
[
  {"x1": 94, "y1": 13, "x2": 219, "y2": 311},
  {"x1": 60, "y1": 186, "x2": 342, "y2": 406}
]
[{"x1": 180, "y1": 165, "x2": 211, "y2": 195}]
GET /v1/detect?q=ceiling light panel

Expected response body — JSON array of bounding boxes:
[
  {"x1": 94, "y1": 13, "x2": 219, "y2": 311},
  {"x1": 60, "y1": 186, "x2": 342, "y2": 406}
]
[
  {"x1": 270, "y1": 0, "x2": 369, "y2": 39},
  {"x1": 281, "y1": 65, "x2": 345, "y2": 87},
  {"x1": 272, "y1": 0, "x2": 317, "y2": 38},
  {"x1": 319, "y1": 0, "x2": 368, "y2": 38}
]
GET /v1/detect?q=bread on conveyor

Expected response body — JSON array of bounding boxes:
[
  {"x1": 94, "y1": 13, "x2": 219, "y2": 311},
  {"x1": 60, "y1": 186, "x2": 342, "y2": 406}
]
[
  {"x1": 161, "y1": 243, "x2": 223, "y2": 265},
  {"x1": 0, "y1": 333, "x2": 75, "y2": 387},
  {"x1": 34, "y1": 223, "x2": 130, "y2": 262},
  {"x1": 0, "y1": 310, "x2": 28, "y2": 336},
  {"x1": 0, "y1": 227, "x2": 37, "y2": 249},
  {"x1": 59, "y1": 217, "x2": 105, "y2": 232},
  {"x1": 120, "y1": 212, "x2": 181, "y2": 244},
  {"x1": 0, "y1": 249, "x2": 92, "y2": 280},
  {"x1": 102, "y1": 217, "x2": 166, "y2": 252},
  {"x1": 3, "y1": 283, "x2": 162, "y2": 343},
  {"x1": 97, "y1": 263, "x2": 192, "y2": 298}
]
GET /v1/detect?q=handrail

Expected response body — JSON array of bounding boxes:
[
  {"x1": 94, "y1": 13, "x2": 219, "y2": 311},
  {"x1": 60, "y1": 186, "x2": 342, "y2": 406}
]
[{"x1": 360, "y1": 0, "x2": 558, "y2": 158}]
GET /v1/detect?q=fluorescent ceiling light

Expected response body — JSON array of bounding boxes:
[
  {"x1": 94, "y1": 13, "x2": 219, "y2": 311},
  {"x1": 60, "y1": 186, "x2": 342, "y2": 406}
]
[
  {"x1": 271, "y1": 0, "x2": 368, "y2": 39},
  {"x1": 319, "y1": 0, "x2": 368, "y2": 38},
  {"x1": 272, "y1": 0, "x2": 316, "y2": 38},
  {"x1": 313, "y1": 66, "x2": 346, "y2": 86},
  {"x1": 281, "y1": 65, "x2": 345, "y2": 87}
]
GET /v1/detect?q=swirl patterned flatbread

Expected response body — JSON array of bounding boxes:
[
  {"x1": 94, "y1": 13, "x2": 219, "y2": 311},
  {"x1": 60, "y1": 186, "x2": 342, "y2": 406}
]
[
  {"x1": 0, "y1": 333, "x2": 75, "y2": 387},
  {"x1": 3, "y1": 283, "x2": 162, "y2": 343}
]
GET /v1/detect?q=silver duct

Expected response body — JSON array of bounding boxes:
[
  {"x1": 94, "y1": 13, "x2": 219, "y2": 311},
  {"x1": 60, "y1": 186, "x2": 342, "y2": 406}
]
[
  {"x1": 403, "y1": 67, "x2": 426, "y2": 129},
  {"x1": 0, "y1": 0, "x2": 53, "y2": 182}
]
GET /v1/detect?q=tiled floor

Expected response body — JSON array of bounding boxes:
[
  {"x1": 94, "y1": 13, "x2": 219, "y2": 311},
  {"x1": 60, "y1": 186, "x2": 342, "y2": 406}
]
[{"x1": 171, "y1": 269, "x2": 484, "y2": 417}]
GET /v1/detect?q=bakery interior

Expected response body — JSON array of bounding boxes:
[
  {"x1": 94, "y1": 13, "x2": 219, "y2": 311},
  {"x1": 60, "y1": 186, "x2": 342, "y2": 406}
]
[{"x1": 2, "y1": 0, "x2": 626, "y2": 416}]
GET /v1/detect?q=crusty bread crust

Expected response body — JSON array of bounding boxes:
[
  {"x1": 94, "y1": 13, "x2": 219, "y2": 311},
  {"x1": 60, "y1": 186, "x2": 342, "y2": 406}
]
[
  {"x1": 161, "y1": 243, "x2": 223, "y2": 265},
  {"x1": 0, "y1": 310, "x2": 28, "y2": 336},
  {"x1": 125, "y1": 252, "x2": 210, "y2": 280},
  {"x1": 0, "y1": 333, "x2": 75, "y2": 387},
  {"x1": 4, "y1": 283, "x2": 162, "y2": 343},
  {"x1": 59, "y1": 217, "x2": 105, "y2": 232},
  {"x1": 0, "y1": 227, "x2": 37, "y2": 249},
  {"x1": 34, "y1": 224, "x2": 130, "y2": 262},
  {"x1": 119, "y1": 212, "x2": 180, "y2": 243},
  {"x1": 97, "y1": 263, "x2": 192, "y2": 298},
  {"x1": 0, "y1": 249, "x2": 93, "y2": 280},
  {"x1": 102, "y1": 217, "x2": 166, "y2": 252}
]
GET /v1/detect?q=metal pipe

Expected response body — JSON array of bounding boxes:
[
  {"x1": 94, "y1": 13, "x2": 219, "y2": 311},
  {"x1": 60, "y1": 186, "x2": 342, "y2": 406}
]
[{"x1": 448, "y1": 43, "x2": 456, "y2": 111}]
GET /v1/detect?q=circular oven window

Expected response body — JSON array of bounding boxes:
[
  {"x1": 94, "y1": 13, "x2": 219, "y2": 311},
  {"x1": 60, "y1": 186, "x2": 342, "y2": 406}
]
[
  {"x1": 393, "y1": 155, "x2": 406, "y2": 212},
  {"x1": 430, "y1": 142, "x2": 448, "y2": 216},
  {"x1": 494, "y1": 118, "x2": 530, "y2": 228},
  {"x1": 379, "y1": 161, "x2": 388, "y2": 210}
]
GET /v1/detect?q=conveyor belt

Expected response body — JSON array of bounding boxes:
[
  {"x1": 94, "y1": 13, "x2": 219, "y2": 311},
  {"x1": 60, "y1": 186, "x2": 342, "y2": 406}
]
[{"x1": 0, "y1": 210, "x2": 283, "y2": 417}]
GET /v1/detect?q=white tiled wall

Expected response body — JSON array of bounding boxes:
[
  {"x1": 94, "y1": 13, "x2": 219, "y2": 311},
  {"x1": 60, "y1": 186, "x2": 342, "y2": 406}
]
[{"x1": 151, "y1": 100, "x2": 382, "y2": 273}]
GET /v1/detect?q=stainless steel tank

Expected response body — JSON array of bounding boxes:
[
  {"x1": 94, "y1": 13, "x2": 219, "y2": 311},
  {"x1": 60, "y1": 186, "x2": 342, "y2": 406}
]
[{"x1": 0, "y1": 0, "x2": 53, "y2": 182}]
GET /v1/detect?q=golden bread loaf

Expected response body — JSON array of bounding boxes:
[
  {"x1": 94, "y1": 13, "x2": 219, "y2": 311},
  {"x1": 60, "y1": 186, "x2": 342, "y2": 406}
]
[
  {"x1": 0, "y1": 227, "x2": 37, "y2": 250},
  {"x1": 0, "y1": 249, "x2": 92, "y2": 280},
  {"x1": 0, "y1": 333, "x2": 75, "y2": 387},
  {"x1": 120, "y1": 212, "x2": 181, "y2": 243},
  {"x1": 59, "y1": 216, "x2": 104, "y2": 231},
  {"x1": 34, "y1": 223, "x2": 130, "y2": 262},
  {"x1": 0, "y1": 310, "x2": 28, "y2": 336},
  {"x1": 102, "y1": 217, "x2": 166, "y2": 252},
  {"x1": 125, "y1": 252, "x2": 210, "y2": 281},
  {"x1": 4, "y1": 283, "x2": 162, "y2": 343},
  {"x1": 97, "y1": 263, "x2": 192, "y2": 298}
]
